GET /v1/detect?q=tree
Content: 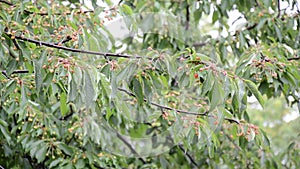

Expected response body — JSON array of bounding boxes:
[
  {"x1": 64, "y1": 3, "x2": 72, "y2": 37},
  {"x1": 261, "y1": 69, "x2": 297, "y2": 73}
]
[{"x1": 0, "y1": 0, "x2": 299, "y2": 168}]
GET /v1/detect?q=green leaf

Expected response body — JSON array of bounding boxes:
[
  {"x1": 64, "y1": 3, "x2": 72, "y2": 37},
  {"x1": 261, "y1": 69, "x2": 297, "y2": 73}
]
[
  {"x1": 60, "y1": 92, "x2": 68, "y2": 116},
  {"x1": 208, "y1": 145, "x2": 214, "y2": 158},
  {"x1": 142, "y1": 77, "x2": 152, "y2": 102},
  {"x1": 88, "y1": 34, "x2": 101, "y2": 51},
  {"x1": 274, "y1": 25, "x2": 282, "y2": 42},
  {"x1": 260, "y1": 129, "x2": 270, "y2": 147},
  {"x1": 60, "y1": 162, "x2": 73, "y2": 169},
  {"x1": 104, "y1": 0, "x2": 113, "y2": 6},
  {"x1": 239, "y1": 136, "x2": 247, "y2": 149},
  {"x1": 132, "y1": 78, "x2": 144, "y2": 105},
  {"x1": 18, "y1": 41, "x2": 31, "y2": 59},
  {"x1": 212, "y1": 11, "x2": 219, "y2": 24},
  {"x1": 201, "y1": 71, "x2": 214, "y2": 96},
  {"x1": 49, "y1": 158, "x2": 63, "y2": 168},
  {"x1": 36, "y1": 145, "x2": 47, "y2": 163},
  {"x1": 117, "y1": 63, "x2": 137, "y2": 83},
  {"x1": 6, "y1": 58, "x2": 17, "y2": 75},
  {"x1": 0, "y1": 125, "x2": 11, "y2": 143},
  {"x1": 245, "y1": 79, "x2": 265, "y2": 108},
  {"x1": 121, "y1": 4, "x2": 133, "y2": 15},
  {"x1": 0, "y1": 119, "x2": 8, "y2": 127},
  {"x1": 239, "y1": 32, "x2": 246, "y2": 48},
  {"x1": 232, "y1": 93, "x2": 240, "y2": 113},
  {"x1": 75, "y1": 159, "x2": 86, "y2": 169},
  {"x1": 178, "y1": 72, "x2": 190, "y2": 88},
  {"x1": 100, "y1": 73, "x2": 112, "y2": 98},
  {"x1": 194, "y1": 10, "x2": 202, "y2": 23},
  {"x1": 0, "y1": 21, "x2": 4, "y2": 35},
  {"x1": 209, "y1": 81, "x2": 224, "y2": 111},
  {"x1": 256, "y1": 18, "x2": 267, "y2": 30},
  {"x1": 57, "y1": 143, "x2": 74, "y2": 156},
  {"x1": 68, "y1": 76, "x2": 78, "y2": 102},
  {"x1": 84, "y1": 70, "x2": 96, "y2": 108}
]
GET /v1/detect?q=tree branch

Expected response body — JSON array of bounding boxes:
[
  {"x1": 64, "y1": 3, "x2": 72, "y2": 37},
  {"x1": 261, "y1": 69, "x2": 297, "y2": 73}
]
[
  {"x1": 277, "y1": 0, "x2": 281, "y2": 18},
  {"x1": 0, "y1": 0, "x2": 95, "y2": 16},
  {"x1": 1, "y1": 70, "x2": 30, "y2": 75},
  {"x1": 11, "y1": 34, "x2": 142, "y2": 59},
  {"x1": 287, "y1": 56, "x2": 300, "y2": 61},
  {"x1": 0, "y1": 0, "x2": 12, "y2": 5}
]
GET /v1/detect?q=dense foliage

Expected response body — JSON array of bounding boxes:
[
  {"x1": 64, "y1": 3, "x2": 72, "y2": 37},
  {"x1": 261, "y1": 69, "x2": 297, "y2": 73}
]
[{"x1": 0, "y1": 0, "x2": 299, "y2": 168}]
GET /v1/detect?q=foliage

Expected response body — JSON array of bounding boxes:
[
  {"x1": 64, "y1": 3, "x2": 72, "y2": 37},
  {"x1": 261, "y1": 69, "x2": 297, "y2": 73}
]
[{"x1": 0, "y1": 0, "x2": 299, "y2": 168}]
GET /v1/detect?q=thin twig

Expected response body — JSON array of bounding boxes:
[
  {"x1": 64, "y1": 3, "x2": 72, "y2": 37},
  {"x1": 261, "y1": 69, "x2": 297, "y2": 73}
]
[
  {"x1": 192, "y1": 41, "x2": 208, "y2": 48},
  {"x1": 224, "y1": 118, "x2": 239, "y2": 124},
  {"x1": 224, "y1": 133, "x2": 241, "y2": 151},
  {"x1": 232, "y1": 16, "x2": 244, "y2": 25},
  {"x1": 178, "y1": 144, "x2": 198, "y2": 167},
  {"x1": 116, "y1": 132, "x2": 146, "y2": 164},
  {"x1": 117, "y1": 87, "x2": 207, "y2": 116},
  {"x1": 193, "y1": 39, "x2": 219, "y2": 48},
  {"x1": 254, "y1": 0, "x2": 262, "y2": 8},
  {"x1": 185, "y1": 4, "x2": 190, "y2": 30},
  {"x1": 54, "y1": 36, "x2": 72, "y2": 45}
]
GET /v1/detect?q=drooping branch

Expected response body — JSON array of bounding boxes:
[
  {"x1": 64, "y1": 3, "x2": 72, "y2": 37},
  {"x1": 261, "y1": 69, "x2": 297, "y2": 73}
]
[
  {"x1": 117, "y1": 88, "x2": 240, "y2": 124},
  {"x1": 10, "y1": 34, "x2": 142, "y2": 59}
]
